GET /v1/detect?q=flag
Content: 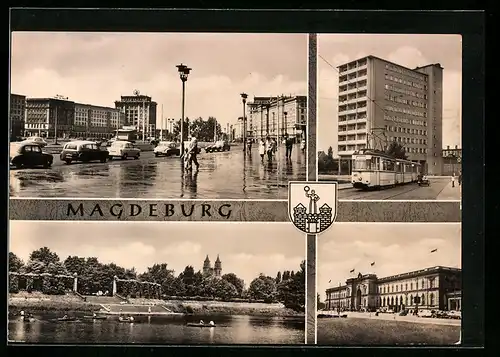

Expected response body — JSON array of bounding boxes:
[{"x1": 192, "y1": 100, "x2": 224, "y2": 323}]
[
  {"x1": 431, "y1": 249, "x2": 438, "y2": 253},
  {"x1": 370, "y1": 262, "x2": 375, "y2": 266},
  {"x1": 350, "y1": 269, "x2": 355, "y2": 273}
]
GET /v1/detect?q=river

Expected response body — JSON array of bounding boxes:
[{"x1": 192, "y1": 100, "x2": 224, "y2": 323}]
[{"x1": 8, "y1": 313, "x2": 305, "y2": 344}]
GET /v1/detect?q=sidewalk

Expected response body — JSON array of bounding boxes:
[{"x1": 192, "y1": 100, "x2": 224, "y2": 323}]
[{"x1": 436, "y1": 181, "x2": 462, "y2": 200}]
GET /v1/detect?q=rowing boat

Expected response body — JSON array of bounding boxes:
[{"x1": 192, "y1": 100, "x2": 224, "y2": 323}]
[
  {"x1": 186, "y1": 323, "x2": 216, "y2": 327},
  {"x1": 118, "y1": 317, "x2": 136, "y2": 323},
  {"x1": 52, "y1": 317, "x2": 78, "y2": 322},
  {"x1": 83, "y1": 316, "x2": 107, "y2": 320}
]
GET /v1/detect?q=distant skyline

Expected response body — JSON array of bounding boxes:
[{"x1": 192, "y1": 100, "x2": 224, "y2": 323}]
[
  {"x1": 10, "y1": 32, "x2": 307, "y2": 131},
  {"x1": 9, "y1": 222, "x2": 304, "y2": 288},
  {"x1": 317, "y1": 34, "x2": 462, "y2": 154},
  {"x1": 317, "y1": 223, "x2": 461, "y2": 301}
]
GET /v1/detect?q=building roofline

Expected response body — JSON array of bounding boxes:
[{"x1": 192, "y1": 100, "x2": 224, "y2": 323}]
[
  {"x1": 336, "y1": 55, "x2": 431, "y2": 76},
  {"x1": 75, "y1": 103, "x2": 120, "y2": 111},
  {"x1": 325, "y1": 266, "x2": 461, "y2": 292},
  {"x1": 26, "y1": 97, "x2": 75, "y2": 102}
]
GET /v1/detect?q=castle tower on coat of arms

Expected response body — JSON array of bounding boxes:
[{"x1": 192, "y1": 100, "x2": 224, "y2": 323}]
[{"x1": 292, "y1": 186, "x2": 333, "y2": 233}]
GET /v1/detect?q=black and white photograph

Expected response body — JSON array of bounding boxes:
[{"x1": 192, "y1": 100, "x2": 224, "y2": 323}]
[
  {"x1": 8, "y1": 221, "x2": 306, "y2": 345},
  {"x1": 9, "y1": 32, "x2": 307, "y2": 199},
  {"x1": 317, "y1": 34, "x2": 462, "y2": 201},
  {"x1": 316, "y1": 223, "x2": 461, "y2": 346}
]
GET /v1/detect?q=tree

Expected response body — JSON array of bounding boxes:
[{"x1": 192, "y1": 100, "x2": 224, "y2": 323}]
[
  {"x1": 317, "y1": 293, "x2": 326, "y2": 310},
  {"x1": 9, "y1": 252, "x2": 24, "y2": 272},
  {"x1": 29, "y1": 247, "x2": 60, "y2": 265},
  {"x1": 318, "y1": 147, "x2": 338, "y2": 174},
  {"x1": 275, "y1": 271, "x2": 282, "y2": 284},
  {"x1": 222, "y1": 273, "x2": 245, "y2": 297},
  {"x1": 248, "y1": 275, "x2": 277, "y2": 302},
  {"x1": 276, "y1": 261, "x2": 305, "y2": 312},
  {"x1": 173, "y1": 117, "x2": 222, "y2": 142},
  {"x1": 138, "y1": 263, "x2": 174, "y2": 284},
  {"x1": 215, "y1": 278, "x2": 239, "y2": 301},
  {"x1": 385, "y1": 141, "x2": 408, "y2": 159},
  {"x1": 64, "y1": 256, "x2": 86, "y2": 276}
]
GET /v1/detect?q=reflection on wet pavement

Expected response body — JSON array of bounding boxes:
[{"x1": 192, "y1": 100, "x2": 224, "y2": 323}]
[{"x1": 9, "y1": 144, "x2": 306, "y2": 199}]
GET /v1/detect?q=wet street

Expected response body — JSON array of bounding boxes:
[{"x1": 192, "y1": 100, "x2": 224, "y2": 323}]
[{"x1": 9, "y1": 144, "x2": 306, "y2": 199}]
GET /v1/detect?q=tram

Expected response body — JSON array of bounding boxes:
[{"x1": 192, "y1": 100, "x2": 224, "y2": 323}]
[{"x1": 351, "y1": 149, "x2": 421, "y2": 189}]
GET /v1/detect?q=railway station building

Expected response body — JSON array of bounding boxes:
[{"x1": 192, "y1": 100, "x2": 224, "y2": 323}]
[
  {"x1": 336, "y1": 55, "x2": 443, "y2": 175},
  {"x1": 325, "y1": 266, "x2": 461, "y2": 313}
]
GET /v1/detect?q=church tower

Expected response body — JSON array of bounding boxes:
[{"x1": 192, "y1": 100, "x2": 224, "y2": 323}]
[
  {"x1": 203, "y1": 255, "x2": 211, "y2": 276},
  {"x1": 214, "y1": 255, "x2": 222, "y2": 277}
]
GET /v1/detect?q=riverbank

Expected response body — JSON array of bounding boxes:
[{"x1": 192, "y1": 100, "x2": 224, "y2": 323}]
[
  {"x1": 8, "y1": 294, "x2": 304, "y2": 318},
  {"x1": 163, "y1": 300, "x2": 304, "y2": 317}
]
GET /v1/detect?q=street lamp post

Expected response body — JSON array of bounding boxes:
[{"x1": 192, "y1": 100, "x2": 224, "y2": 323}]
[
  {"x1": 240, "y1": 93, "x2": 248, "y2": 152},
  {"x1": 176, "y1": 63, "x2": 192, "y2": 159},
  {"x1": 284, "y1": 111, "x2": 288, "y2": 140}
]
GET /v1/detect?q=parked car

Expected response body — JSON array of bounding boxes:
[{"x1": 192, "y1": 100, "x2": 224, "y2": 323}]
[
  {"x1": 108, "y1": 140, "x2": 141, "y2": 160},
  {"x1": 154, "y1": 141, "x2": 181, "y2": 157},
  {"x1": 418, "y1": 310, "x2": 433, "y2": 318},
  {"x1": 10, "y1": 141, "x2": 53, "y2": 169},
  {"x1": 25, "y1": 136, "x2": 48, "y2": 147},
  {"x1": 205, "y1": 140, "x2": 230, "y2": 153},
  {"x1": 60, "y1": 140, "x2": 109, "y2": 164},
  {"x1": 447, "y1": 310, "x2": 461, "y2": 319}
]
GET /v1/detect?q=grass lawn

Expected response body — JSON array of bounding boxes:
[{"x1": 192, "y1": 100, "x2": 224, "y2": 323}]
[{"x1": 317, "y1": 318, "x2": 460, "y2": 346}]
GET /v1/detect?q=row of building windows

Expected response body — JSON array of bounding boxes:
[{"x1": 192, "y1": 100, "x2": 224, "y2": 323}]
[
  {"x1": 339, "y1": 113, "x2": 367, "y2": 122},
  {"x1": 384, "y1": 94, "x2": 428, "y2": 108},
  {"x1": 387, "y1": 139, "x2": 428, "y2": 154},
  {"x1": 380, "y1": 279, "x2": 435, "y2": 294},
  {"x1": 384, "y1": 114, "x2": 427, "y2": 127},
  {"x1": 388, "y1": 135, "x2": 427, "y2": 145},
  {"x1": 380, "y1": 293, "x2": 435, "y2": 307},
  {"x1": 385, "y1": 125, "x2": 428, "y2": 136},
  {"x1": 385, "y1": 73, "x2": 427, "y2": 91},
  {"x1": 385, "y1": 84, "x2": 427, "y2": 100},
  {"x1": 385, "y1": 105, "x2": 426, "y2": 118},
  {"x1": 385, "y1": 63, "x2": 427, "y2": 82}
]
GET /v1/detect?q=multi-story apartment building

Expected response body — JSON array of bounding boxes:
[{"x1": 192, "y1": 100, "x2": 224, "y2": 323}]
[
  {"x1": 10, "y1": 94, "x2": 26, "y2": 138},
  {"x1": 25, "y1": 98, "x2": 75, "y2": 138},
  {"x1": 234, "y1": 117, "x2": 245, "y2": 140},
  {"x1": 26, "y1": 98, "x2": 125, "y2": 139},
  {"x1": 247, "y1": 95, "x2": 307, "y2": 142},
  {"x1": 115, "y1": 94, "x2": 157, "y2": 138},
  {"x1": 336, "y1": 56, "x2": 443, "y2": 174},
  {"x1": 325, "y1": 266, "x2": 461, "y2": 313},
  {"x1": 73, "y1": 103, "x2": 126, "y2": 139}
]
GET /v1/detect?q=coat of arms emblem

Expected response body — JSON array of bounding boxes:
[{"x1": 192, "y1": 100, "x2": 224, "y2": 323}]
[{"x1": 288, "y1": 181, "x2": 338, "y2": 234}]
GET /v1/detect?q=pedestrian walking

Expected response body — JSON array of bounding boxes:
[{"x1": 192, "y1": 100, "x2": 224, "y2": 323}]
[
  {"x1": 451, "y1": 173, "x2": 455, "y2": 188},
  {"x1": 458, "y1": 171, "x2": 462, "y2": 186},
  {"x1": 284, "y1": 134, "x2": 293, "y2": 159},
  {"x1": 300, "y1": 139, "x2": 306, "y2": 152},
  {"x1": 265, "y1": 137, "x2": 273, "y2": 161},
  {"x1": 184, "y1": 136, "x2": 200, "y2": 171},
  {"x1": 258, "y1": 139, "x2": 266, "y2": 162},
  {"x1": 271, "y1": 138, "x2": 277, "y2": 155},
  {"x1": 246, "y1": 138, "x2": 252, "y2": 153}
]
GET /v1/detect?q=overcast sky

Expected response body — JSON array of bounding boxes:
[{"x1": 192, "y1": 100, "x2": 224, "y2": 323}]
[
  {"x1": 10, "y1": 32, "x2": 307, "y2": 131},
  {"x1": 317, "y1": 223, "x2": 461, "y2": 301},
  {"x1": 9, "y1": 221, "x2": 304, "y2": 288},
  {"x1": 317, "y1": 34, "x2": 462, "y2": 154}
]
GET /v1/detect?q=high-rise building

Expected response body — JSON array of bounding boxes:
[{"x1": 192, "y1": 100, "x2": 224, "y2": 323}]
[
  {"x1": 115, "y1": 93, "x2": 157, "y2": 138},
  {"x1": 10, "y1": 94, "x2": 26, "y2": 138},
  {"x1": 336, "y1": 56, "x2": 443, "y2": 174},
  {"x1": 325, "y1": 266, "x2": 461, "y2": 313},
  {"x1": 247, "y1": 95, "x2": 307, "y2": 142}
]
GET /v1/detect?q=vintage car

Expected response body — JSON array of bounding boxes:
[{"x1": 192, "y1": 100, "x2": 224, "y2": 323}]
[
  {"x1": 107, "y1": 140, "x2": 141, "y2": 160},
  {"x1": 25, "y1": 136, "x2": 48, "y2": 147},
  {"x1": 59, "y1": 140, "x2": 109, "y2": 164},
  {"x1": 10, "y1": 141, "x2": 53, "y2": 169},
  {"x1": 205, "y1": 140, "x2": 230, "y2": 153},
  {"x1": 154, "y1": 141, "x2": 181, "y2": 157},
  {"x1": 418, "y1": 175, "x2": 431, "y2": 186}
]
